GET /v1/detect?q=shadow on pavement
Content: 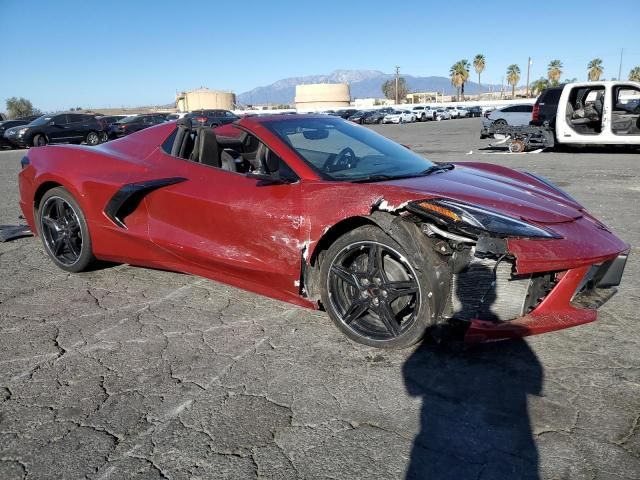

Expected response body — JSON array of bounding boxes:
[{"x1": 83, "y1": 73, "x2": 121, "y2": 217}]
[{"x1": 403, "y1": 263, "x2": 543, "y2": 479}]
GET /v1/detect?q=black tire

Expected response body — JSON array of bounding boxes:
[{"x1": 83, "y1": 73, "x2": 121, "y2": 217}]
[
  {"x1": 37, "y1": 187, "x2": 95, "y2": 273},
  {"x1": 32, "y1": 134, "x2": 47, "y2": 147},
  {"x1": 493, "y1": 119, "x2": 508, "y2": 126},
  {"x1": 85, "y1": 131, "x2": 100, "y2": 146},
  {"x1": 320, "y1": 225, "x2": 446, "y2": 349}
]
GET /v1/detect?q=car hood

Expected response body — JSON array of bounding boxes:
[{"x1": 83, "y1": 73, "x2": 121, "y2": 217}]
[{"x1": 381, "y1": 164, "x2": 584, "y2": 224}]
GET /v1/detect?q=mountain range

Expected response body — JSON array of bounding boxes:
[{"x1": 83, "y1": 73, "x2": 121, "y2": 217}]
[{"x1": 237, "y1": 69, "x2": 502, "y2": 105}]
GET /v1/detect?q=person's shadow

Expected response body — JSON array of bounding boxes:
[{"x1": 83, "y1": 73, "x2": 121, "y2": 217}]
[{"x1": 403, "y1": 263, "x2": 543, "y2": 479}]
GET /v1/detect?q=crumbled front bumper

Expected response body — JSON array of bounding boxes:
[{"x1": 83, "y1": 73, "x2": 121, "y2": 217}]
[{"x1": 463, "y1": 253, "x2": 628, "y2": 343}]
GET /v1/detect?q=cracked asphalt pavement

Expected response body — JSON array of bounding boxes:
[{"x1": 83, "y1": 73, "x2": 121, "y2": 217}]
[{"x1": 1, "y1": 119, "x2": 639, "y2": 479}]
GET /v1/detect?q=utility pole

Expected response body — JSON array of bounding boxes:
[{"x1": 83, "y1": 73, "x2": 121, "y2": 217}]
[
  {"x1": 395, "y1": 66, "x2": 400, "y2": 105},
  {"x1": 618, "y1": 48, "x2": 624, "y2": 80},
  {"x1": 526, "y1": 57, "x2": 532, "y2": 97}
]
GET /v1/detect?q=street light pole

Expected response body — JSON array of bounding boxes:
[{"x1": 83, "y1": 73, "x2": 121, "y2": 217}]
[
  {"x1": 395, "y1": 66, "x2": 400, "y2": 105},
  {"x1": 526, "y1": 57, "x2": 532, "y2": 97}
]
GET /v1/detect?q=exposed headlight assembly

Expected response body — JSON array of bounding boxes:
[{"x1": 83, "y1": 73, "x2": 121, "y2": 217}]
[
  {"x1": 16, "y1": 128, "x2": 28, "y2": 135},
  {"x1": 409, "y1": 199, "x2": 561, "y2": 239}
]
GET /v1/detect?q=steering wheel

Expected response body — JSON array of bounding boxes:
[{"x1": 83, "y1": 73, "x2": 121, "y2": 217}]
[{"x1": 323, "y1": 147, "x2": 358, "y2": 172}]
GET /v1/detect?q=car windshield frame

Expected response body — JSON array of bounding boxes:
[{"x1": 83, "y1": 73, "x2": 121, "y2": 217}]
[{"x1": 261, "y1": 116, "x2": 438, "y2": 182}]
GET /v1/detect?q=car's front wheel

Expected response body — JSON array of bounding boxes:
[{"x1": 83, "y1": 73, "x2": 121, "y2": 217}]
[
  {"x1": 37, "y1": 187, "x2": 95, "y2": 273},
  {"x1": 320, "y1": 225, "x2": 442, "y2": 349},
  {"x1": 32, "y1": 134, "x2": 47, "y2": 147}
]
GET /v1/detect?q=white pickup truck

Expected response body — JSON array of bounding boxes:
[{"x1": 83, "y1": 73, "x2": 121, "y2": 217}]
[{"x1": 487, "y1": 81, "x2": 640, "y2": 152}]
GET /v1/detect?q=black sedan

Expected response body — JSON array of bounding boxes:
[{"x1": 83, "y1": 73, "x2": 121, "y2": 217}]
[
  {"x1": 362, "y1": 110, "x2": 386, "y2": 124},
  {"x1": 186, "y1": 110, "x2": 239, "y2": 127},
  {"x1": 108, "y1": 114, "x2": 166, "y2": 139}
]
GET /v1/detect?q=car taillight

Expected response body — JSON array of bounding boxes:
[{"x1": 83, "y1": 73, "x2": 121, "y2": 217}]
[{"x1": 532, "y1": 104, "x2": 540, "y2": 122}]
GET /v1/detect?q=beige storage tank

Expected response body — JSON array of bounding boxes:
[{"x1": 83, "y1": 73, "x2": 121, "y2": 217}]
[
  {"x1": 295, "y1": 83, "x2": 350, "y2": 110},
  {"x1": 176, "y1": 88, "x2": 236, "y2": 112}
]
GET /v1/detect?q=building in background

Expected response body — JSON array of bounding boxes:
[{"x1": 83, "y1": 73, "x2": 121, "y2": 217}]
[
  {"x1": 406, "y1": 92, "x2": 442, "y2": 103},
  {"x1": 295, "y1": 83, "x2": 350, "y2": 111},
  {"x1": 175, "y1": 88, "x2": 236, "y2": 112}
]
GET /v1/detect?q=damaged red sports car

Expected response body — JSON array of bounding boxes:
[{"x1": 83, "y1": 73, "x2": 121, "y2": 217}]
[{"x1": 18, "y1": 115, "x2": 629, "y2": 348}]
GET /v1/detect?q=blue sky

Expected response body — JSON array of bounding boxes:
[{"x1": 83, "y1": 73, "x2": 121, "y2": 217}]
[{"x1": 1, "y1": 0, "x2": 638, "y2": 111}]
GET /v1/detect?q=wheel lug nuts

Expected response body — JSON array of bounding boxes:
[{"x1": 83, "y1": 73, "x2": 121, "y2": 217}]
[
  {"x1": 361, "y1": 291, "x2": 369, "y2": 299},
  {"x1": 361, "y1": 279, "x2": 370, "y2": 286},
  {"x1": 381, "y1": 290, "x2": 388, "y2": 297},
  {"x1": 372, "y1": 298, "x2": 379, "y2": 306}
]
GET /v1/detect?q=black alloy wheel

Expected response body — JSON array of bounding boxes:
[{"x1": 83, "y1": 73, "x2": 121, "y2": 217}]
[
  {"x1": 38, "y1": 187, "x2": 95, "y2": 272},
  {"x1": 327, "y1": 240, "x2": 421, "y2": 342}
]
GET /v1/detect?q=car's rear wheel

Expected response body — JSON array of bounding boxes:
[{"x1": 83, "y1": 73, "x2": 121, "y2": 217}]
[
  {"x1": 37, "y1": 187, "x2": 95, "y2": 273},
  {"x1": 494, "y1": 119, "x2": 508, "y2": 126},
  {"x1": 85, "y1": 131, "x2": 100, "y2": 146},
  {"x1": 320, "y1": 225, "x2": 441, "y2": 349},
  {"x1": 33, "y1": 134, "x2": 47, "y2": 147}
]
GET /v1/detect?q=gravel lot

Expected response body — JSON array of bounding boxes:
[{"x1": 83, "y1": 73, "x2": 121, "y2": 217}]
[{"x1": 1, "y1": 118, "x2": 639, "y2": 479}]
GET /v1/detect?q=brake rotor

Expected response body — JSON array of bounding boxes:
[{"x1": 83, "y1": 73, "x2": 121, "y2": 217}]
[{"x1": 509, "y1": 140, "x2": 525, "y2": 153}]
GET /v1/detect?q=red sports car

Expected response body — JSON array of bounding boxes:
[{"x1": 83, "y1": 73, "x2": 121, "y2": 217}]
[{"x1": 18, "y1": 115, "x2": 629, "y2": 348}]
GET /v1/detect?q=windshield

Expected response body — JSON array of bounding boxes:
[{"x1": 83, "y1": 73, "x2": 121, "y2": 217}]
[
  {"x1": 28, "y1": 115, "x2": 52, "y2": 126},
  {"x1": 263, "y1": 117, "x2": 437, "y2": 181}
]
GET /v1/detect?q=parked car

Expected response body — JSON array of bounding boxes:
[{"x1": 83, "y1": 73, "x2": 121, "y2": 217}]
[
  {"x1": 383, "y1": 110, "x2": 415, "y2": 124},
  {"x1": 335, "y1": 109, "x2": 359, "y2": 119},
  {"x1": 362, "y1": 110, "x2": 387, "y2": 124},
  {"x1": 0, "y1": 119, "x2": 30, "y2": 148},
  {"x1": 346, "y1": 111, "x2": 368, "y2": 124},
  {"x1": 19, "y1": 115, "x2": 628, "y2": 349},
  {"x1": 456, "y1": 107, "x2": 470, "y2": 118},
  {"x1": 186, "y1": 109, "x2": 239, "y2": 127},
  {"x1": 108, "y1": 114, "x2": 166, "y2": 139},
  {"x1": 483, "y1": 104, "x2": 534, "y2": 128},
  {"x1": 467, "y1": 106, "x2": 483, "y2": 117},
  {"x1": 433, "y1": 108, "x2": 451, "y2": 121},
  {"x1": 3, "y1": 113, "x2": 106, "y2": 148}
]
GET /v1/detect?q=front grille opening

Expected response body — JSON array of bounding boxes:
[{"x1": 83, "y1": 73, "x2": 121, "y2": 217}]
[{"x1": 444, "y1": 257, "x2": 555, "y2": 322}]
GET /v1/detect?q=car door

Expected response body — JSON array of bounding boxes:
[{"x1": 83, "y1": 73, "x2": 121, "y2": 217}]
[
  {"x1": 144, "y1": 145, "x2": 305, "y2": 295},
  {"x1": 47, "y1": 114, "x2": 72, "y2": 142},
  {"x1": 66, "y1": 113, "x2": 88, "y2": 140}
]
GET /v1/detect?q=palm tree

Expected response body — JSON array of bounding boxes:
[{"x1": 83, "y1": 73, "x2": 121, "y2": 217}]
[
  {"x1": 473, "y1": 54, "x2": 486, "y2": 94},
  {"x1": 506, "y1": 64, "x2": 521, "y2": 99},
  {"x1": 629, "y1": 66, "x2": 640, "y2": 82},
  {"x1": 450, "y1": 63, "x2": 463, "y2": 100},
  {"x1": 449, "y1": 60, "x2": 470, "y2": 100},
  {"x1": 587, "y1": 58, "x2": 603, "y2": 81},
  {"x1": 530, "y1": 77, "x2": 549, "y2": 96},
  {"x1": 547, "y1": 60, "x2": 563, "y2": 86}
]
